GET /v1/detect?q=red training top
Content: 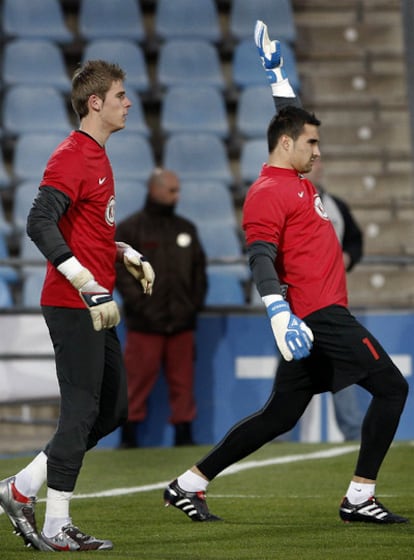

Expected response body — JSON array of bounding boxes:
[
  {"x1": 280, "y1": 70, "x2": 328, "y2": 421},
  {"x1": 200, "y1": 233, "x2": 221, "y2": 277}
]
[
  {"x1": 243, "y1": 164, "x2": 348, "y2": 318},
  {"x1": 39, "y1": 131, "x2": 117, "y2": 308}
]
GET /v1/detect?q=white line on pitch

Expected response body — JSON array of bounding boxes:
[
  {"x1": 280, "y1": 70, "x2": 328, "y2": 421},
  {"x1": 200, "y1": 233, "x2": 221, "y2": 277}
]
[
  {"x1": 0, "y1": 445, "x2": 359, "y2": 513},
  {"x1": 69, "y1": 445, "x2": 360, "y2": 501}
]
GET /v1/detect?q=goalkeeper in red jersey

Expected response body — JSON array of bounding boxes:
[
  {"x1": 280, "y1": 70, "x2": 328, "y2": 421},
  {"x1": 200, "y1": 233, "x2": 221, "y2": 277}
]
[
  {"x1": 163, "y1": 21, "x2": 408, "y2": 526},
  {"x1": 0, "y1": 60, "x2": 154, "y2": 551}
]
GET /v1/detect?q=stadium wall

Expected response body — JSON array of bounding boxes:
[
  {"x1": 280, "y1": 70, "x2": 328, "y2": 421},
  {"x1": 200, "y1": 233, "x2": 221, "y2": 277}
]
[{"x1": 0, "y1": 310, "x2": 412, "y2": 447}]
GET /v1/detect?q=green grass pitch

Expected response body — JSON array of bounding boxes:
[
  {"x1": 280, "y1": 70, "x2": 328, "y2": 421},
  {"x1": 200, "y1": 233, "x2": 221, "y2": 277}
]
[{"x1": 0, "y1": 442, "x2": 412, "y2": 559}]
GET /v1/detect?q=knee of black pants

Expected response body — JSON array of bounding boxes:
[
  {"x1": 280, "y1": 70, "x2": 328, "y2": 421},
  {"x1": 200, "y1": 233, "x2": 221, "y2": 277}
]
[
  {"x1": 86, "y1": 405, "x2": 128, "y2": 450},
  {"x1": 362, "y1": 365, "x2": 409, "y2": 407}
]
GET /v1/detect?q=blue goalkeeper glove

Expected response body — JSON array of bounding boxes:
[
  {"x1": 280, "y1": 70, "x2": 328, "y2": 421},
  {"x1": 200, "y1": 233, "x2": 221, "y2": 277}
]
[
  {"x1": 265, "y1": 296, "x2": 313, "y2": 361},
  {"x1": 254, "y1": 20, "x2": 286, "y2": 84}
]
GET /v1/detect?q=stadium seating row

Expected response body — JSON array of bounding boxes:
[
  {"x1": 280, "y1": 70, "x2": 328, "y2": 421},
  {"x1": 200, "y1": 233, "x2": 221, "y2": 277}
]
[
  {"x1": 0, "y1": 0, "x2": 300, "y2": 308},
  {"x1": 1, "y1": 36, "x2": 300, "y2": 97},
  {"x1": 2, "y1": 0, "x2": 296, "y2": 45}
]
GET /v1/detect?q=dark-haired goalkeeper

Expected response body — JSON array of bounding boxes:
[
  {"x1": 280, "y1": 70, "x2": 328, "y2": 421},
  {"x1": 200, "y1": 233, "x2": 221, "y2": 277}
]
[{"x1": 163, "y1": 21, "x2": 408, "y2": 525}]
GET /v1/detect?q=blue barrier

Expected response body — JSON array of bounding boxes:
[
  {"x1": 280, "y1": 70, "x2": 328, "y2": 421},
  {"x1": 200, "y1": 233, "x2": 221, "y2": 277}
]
[{"x1": 100, "y1": 310, "x2": 414, "y2": 448}]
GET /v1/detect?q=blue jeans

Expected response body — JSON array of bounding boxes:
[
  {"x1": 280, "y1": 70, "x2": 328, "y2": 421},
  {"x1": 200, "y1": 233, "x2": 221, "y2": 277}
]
[{"x1": 333, "y1": 385, "x2": 363, "y2": 440}]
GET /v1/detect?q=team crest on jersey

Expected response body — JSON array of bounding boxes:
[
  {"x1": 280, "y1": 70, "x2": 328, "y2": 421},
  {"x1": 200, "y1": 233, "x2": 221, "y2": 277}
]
[
  {"x1": 314, "y1": 193, "x2": 329, "y2": 220},
  {"x1": 105, "y1": 195, "x2": 115, "y2": 226}
]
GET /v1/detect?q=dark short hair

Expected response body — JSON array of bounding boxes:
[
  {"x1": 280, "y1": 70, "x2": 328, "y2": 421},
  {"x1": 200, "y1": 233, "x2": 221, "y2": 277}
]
[{"x1": 267, "y1": 106, "x2": 321, "y2": 153}]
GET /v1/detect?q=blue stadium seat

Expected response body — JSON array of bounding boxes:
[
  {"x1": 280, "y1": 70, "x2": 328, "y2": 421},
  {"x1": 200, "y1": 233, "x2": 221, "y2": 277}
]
[
  {"x1": 19, "y1": 234, "x2": 45, "y2": 261},
  {"x1": 0, "y1": 232, "x2": 19, "y2": 285},
  {"x1": 12, "y1": 182, "x2": 38, "y2": 232},
  {"x1": 249, "y1": 282, "x2": 263, "y2": 307},
  {"x1": 3, "y1": 39, "x2": 71, "y2": 93},
  {"x1": 208, "y1": 262, "x2": 250, "y2": 281},
  {"x1": 240, "y1": 138, "x2": 268, "y2": 185},
  {"x1": 161, "y1": 86, "x2": 229, "y2": 138},
  {"x1": 236, "y1": 86, "x2": 275, "y2": 138},
  {"x1": 21, "y1": 266, "x2": 45, "y2": 308},
  {"x1": 163, "y1": 133, "x2": 233, "y2": 186},
  {"x1": 0, "y1": 277, "x2": 14, "y2": 309},
  {"x1": 0, "y1": 201, "x2": 12, "y2": 236},
  {"x1": 155, "y1": 0, "x2": 221, "y2": 43},
  {"x1": 82, "y1": 40, "x2": 150, "y2": 94},
  {"x1": 197, "y1": 222, "x2": 243, "y2": 261},
  {"x1": 233, "y1": 38, "x2": 300, "y2": 93},
  {"x1": 176, "y1": 180, "x2": 237, "y2": 226},
  {"x1": 3, "y1": 0, "x2": 74, "y2": 43},
  {"x1": 3, "y1": 86, "x2": 72, "y2": 137},
  {"x1": 205, "y1": 270, "x2": 246, "y2": 306},
  {"x1": 115, "y1": 180, "x2": 147, "y2": 223},
  {"x1": 12, "y1": 133, "x2": 67, "y2": 183},
  {"x1": 230, "y1": 0, "x2": 297, "y2": 44},
  {"x1": 0, "y1": 155, "x2": 12, "y2": 191},
  {"x1": 157, "y1": 40, "x2": 225, "y2": 90},
  {"x1": 106, "y1": 133, "x2": 155, "y2": 182},
  {"x1": 123, "y1": 91, "x2": 150, "y2": 137},
  {"x1": 79, "y1": 0, "x2": 145, "y2": 42}
]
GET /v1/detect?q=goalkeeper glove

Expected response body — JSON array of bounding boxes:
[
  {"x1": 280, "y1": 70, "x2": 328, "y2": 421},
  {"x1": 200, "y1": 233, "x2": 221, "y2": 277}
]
[
  {"x1": 264, "y1": 295, "x2": 313, "y2": 361},
  {"x1": 254, "y1": 19, "x2": 295, "y2": 97},
  {"x1": 116, "y1": 242, "x2": 155, "y2": 295},
  {"x1": 57, "y1": 257, "x2": 120, "y2": 331}
]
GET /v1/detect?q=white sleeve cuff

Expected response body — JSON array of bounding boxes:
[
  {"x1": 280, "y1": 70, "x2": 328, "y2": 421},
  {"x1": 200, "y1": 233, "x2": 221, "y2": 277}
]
[{"x1": 271, "y1": 78, "x2": 296, "y2": 98}]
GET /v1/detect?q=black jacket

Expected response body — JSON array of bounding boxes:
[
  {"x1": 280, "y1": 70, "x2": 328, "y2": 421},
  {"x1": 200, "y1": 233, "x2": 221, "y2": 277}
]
[{"x1": 115, "y1": 197, "x2": 207, "y2": 334}]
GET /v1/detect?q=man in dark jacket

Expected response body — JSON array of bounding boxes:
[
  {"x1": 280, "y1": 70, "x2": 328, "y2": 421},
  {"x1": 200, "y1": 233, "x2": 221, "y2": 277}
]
[{"x1": 116, "y1": 168, "x2": 207, "y2": 447}]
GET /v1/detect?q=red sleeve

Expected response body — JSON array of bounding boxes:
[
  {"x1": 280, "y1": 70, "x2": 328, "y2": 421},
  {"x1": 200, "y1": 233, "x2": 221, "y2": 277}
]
[
  {"x1": 243, "y1": 186, "x2": 287, "y2": 247},
  {"x1": 41, "y1": 142, "x2": 83, "y2": 203}
]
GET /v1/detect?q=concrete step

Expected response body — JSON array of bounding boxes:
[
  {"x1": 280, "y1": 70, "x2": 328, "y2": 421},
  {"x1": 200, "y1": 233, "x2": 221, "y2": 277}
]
[
  {"x1": 352, "y1": 211, "x2": 414, "y2": 255},
  {"x1": 320, "y1": 171, "x2": 414, "y2": 203},
  {"x1": 0, "y1": 402, "x2": 58, "y2": 454},
  {"x1": 301, "y1": 73, "x2": 407, "y2": 106},
  {"x1": 320, "y1": 121, "x2": 411, "y2": 154},
  {"x1": 347, "y1": 264, "x2": 414, "y2": 308},
  {"x1": 293, "y1": 0, "x2": 402, "y2": 28},
  {"x1": 295, "y1": 22, "x2": 403, "y2": 60}
]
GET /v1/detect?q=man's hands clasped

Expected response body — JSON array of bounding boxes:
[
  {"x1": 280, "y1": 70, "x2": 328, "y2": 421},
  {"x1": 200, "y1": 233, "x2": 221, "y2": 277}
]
[{"x1": 266, "y1": 297, "x2": 314, "y2": 361}]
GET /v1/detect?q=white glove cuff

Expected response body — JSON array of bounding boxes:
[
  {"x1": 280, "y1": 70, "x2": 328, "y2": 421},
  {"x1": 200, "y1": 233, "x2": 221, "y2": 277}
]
[
  {"x1": 57, "y1": 256, "x2": 85, "y2": 281},
  {"x1": 271, "y1": 78, "x2": 296, "y2": 98},
  {"x1": 124, "y1": 246, "x2": 143, "y2": 261},
  {"x1": 262, "y1": 294, "x2": 284, "y2": 307},
  {"x1": 57, "y1": 256, "x2": 94, "y2": 290}
]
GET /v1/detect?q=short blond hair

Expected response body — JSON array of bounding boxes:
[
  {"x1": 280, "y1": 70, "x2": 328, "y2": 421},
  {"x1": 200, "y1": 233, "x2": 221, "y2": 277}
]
[{"x1": 71, "y1": 60, "x2": 126, "y2": 119}]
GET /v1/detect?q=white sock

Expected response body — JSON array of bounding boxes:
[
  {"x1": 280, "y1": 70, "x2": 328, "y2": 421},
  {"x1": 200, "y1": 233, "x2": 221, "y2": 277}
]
[
  {"x1": 14, "y1": 451, "x2": 47, "y2": 497},
  {"x1": 42, "y1": 487, "x2": 73, "y2": 538},
  {"x1": 177, "y1": 470, "x2": 209, "y2": 493},
  {"x1": 346, "y1": 481, "x2": 375, "y2": 505}
]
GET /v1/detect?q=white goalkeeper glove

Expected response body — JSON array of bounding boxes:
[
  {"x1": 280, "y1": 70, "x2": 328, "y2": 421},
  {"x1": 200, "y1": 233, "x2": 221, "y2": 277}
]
[
  {"x1": 263, "y1": 295, "x2": 313, "y2": 361},
  {"x1": 254, "y1": 19, "x2": 295, "y2": 97},
  {"x1": 57, "y1": 257, "x2": 120, "y2": 331},
  {"x1": 116, "y1": 242, "x2": 155, "y2": 295}
]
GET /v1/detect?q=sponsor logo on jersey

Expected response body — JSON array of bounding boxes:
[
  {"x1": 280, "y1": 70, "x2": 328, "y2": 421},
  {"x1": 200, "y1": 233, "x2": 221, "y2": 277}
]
[
  {"x1": 98, "y1": 177, "x2": 107, "y2": 185},
  {"x1": 313, "y1": 193, "x2": 329, "y2": 220}
]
